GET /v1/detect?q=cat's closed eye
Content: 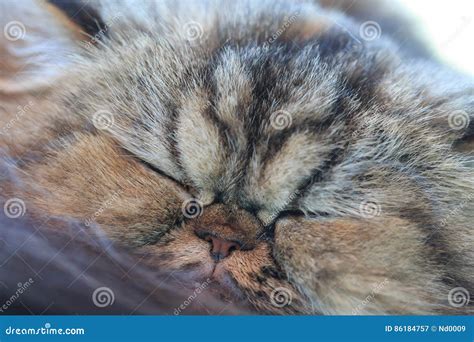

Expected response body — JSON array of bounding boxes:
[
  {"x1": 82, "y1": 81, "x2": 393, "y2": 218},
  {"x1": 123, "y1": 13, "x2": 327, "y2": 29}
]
[{"x1": 135, "y1": 155, "x2": 197, "y2": 194}]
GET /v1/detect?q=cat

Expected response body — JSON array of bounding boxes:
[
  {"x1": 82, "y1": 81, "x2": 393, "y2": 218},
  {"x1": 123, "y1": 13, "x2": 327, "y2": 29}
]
[{"x1": 0, "y1": 0, "x2": 473, "y2": 315}]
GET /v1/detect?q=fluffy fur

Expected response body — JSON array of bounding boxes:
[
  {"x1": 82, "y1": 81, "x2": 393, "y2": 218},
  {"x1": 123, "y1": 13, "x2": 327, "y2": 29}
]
[{"x1": 1, "y1": 0, "x2": 473, "y2": 314}]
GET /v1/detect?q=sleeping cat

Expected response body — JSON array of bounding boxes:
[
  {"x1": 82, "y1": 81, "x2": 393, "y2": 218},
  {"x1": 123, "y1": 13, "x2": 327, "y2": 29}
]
[{"x1": 0, "y1": 0, "x2": 473, "y2": 314}]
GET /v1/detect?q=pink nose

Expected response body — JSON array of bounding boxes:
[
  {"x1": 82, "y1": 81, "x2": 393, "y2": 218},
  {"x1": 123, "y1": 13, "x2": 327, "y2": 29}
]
[{"x1": 204, "y1": 235, "x2": 241, "y2": 261}]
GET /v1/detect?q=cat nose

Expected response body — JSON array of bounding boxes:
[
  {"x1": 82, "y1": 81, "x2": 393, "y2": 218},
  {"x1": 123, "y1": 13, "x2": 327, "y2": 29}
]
[{"x1": 201, "y1": 234, "x2": 242, "y2": 261}]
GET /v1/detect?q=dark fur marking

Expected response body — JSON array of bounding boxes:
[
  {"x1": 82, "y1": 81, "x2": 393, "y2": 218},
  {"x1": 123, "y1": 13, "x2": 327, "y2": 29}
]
[
  {"x1": 314, "y1": 27, "x2": 361, "y2": 61},
  {"x1": 180, "y1": 261, "x2": 202, "y2": 271},
  {"x1": 250, "y1": 273, "x2": 267, "y2": 285},
  {"x1": 48, "y1": 0, "x2": 107, "y2": 38},
  {"x1": 157, "y1": 251, "x2": 174, "y2": 263},
  {"x1": 259, "y1": 118, "x2": 338, "y2": 168}
]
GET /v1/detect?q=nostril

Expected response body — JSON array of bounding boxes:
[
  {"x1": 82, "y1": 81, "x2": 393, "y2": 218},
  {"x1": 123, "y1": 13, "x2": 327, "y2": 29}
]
[
  {"x1": 207, "y1": 236, "x2": 241, "y2": 261},
  {"x1": 194, "y1": 229, "x2": 245, "y2": 261}
]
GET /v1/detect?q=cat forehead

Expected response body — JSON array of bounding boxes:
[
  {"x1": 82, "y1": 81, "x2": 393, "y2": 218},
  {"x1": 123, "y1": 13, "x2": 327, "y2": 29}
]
[{"x1": 102, "y1": 45, "x2": 345, "y2": 213}]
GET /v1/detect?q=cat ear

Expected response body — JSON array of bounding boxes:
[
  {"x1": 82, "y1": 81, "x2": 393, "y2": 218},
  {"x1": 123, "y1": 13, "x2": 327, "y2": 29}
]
[
  {"x1": 47, "y1": 0, "x2": 107, "y2": 40},
  {"x1": 0, "y1": 0, "x2": 105, "y2": 93}
]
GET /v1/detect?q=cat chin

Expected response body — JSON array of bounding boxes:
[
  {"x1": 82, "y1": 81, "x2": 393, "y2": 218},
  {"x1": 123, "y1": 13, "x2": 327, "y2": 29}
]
[
  {"x1": 164, "y1": 261, "x2": 247, "y2": 304},
  {"x1": 210, "y1": 263, "x2": 247, "y2": 302}
]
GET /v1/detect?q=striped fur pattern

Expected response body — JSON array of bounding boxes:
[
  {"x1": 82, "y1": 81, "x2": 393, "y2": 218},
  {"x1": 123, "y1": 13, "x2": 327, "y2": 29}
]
[{"x1": 1, "y1": 0, "x2": 473, "y2": 314}]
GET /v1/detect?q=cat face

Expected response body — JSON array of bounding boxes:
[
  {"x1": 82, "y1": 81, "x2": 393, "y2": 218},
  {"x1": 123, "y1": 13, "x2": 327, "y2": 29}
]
[{"x1": 2, "y1": 0, "x2": 473, "y2": 314}]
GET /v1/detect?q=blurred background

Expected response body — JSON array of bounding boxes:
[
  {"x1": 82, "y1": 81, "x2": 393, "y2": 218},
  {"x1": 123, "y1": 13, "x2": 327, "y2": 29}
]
[{"x1": 399, "y1": 0, "x2": 474, "y2": 75}]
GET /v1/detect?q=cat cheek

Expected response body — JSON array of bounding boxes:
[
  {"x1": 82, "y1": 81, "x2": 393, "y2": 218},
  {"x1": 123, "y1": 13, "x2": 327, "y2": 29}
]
[
  {"x1": 220, "y1": 243, "x2": 308, "y2": 313},
  {"x1": 140, "y1": 228, "x2": 213, "y2": 276},
  {"x1": 274, "y1": 217, "x2": 445, "y2": 314}
]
